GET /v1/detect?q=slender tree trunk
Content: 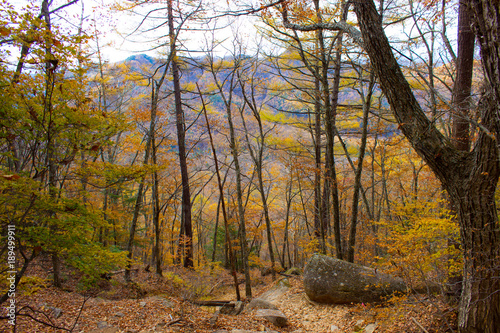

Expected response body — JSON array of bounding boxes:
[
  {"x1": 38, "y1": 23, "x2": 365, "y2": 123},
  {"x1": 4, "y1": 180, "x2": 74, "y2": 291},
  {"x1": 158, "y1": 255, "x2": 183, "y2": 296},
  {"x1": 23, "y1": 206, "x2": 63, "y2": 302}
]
[
  {"x1": 346, "y1": 74, "x2": 375, "y2": 262},
  {"x1": 199, "y1": 86, "x2": 241, "y2": 300},
  {"x1": 452, "y1": 1, "x2": 474, "y2": 152},
  {"x1": 152, "y1": 135, "x2": 162, "y2": 276},
  {"x1": 40, "y1": 0, "x2": 62, "y2": 288},
  {"x1": 168, "y1": 0, "x2": 193, "y2": 268},
  {"x1": 313, "y1": 76, "x2": 324, "y2": 252},
  {"x1": 211, "y1": 196, "x2": 221, "y2": 262},
  {"x1": 224, "y1": 84, "x2": 252, "y2": 297},
  {"x1": 240, "y1": 88, "x2": 277, "y2": 280}
]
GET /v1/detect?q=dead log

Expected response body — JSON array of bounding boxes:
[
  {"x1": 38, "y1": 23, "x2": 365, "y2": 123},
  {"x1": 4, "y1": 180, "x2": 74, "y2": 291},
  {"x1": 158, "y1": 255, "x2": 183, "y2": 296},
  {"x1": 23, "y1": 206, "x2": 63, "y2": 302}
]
[{"x1": 190, "y1": 300, "x2": 233, "y2": 307}]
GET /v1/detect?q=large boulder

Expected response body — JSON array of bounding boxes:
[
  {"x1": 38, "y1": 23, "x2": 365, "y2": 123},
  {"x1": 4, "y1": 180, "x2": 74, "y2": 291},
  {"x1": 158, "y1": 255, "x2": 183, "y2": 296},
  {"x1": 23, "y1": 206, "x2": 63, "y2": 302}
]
[{"x1": 304, "y1": 254, "x2": 406, "y2": 304}]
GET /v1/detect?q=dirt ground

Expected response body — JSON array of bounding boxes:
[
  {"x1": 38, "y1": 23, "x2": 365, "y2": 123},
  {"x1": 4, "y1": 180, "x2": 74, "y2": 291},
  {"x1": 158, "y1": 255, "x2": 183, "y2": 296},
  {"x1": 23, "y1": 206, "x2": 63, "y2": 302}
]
[{"x1": 0, "y1": 262, "x2": 457, "y2": 333}]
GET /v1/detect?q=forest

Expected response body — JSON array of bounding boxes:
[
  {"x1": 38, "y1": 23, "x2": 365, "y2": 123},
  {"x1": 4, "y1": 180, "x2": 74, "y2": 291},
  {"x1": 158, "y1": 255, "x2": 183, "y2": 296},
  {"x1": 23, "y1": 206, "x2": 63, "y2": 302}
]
[{"x1": 0, "y1": 0, "x2": 499, "y2": 332}]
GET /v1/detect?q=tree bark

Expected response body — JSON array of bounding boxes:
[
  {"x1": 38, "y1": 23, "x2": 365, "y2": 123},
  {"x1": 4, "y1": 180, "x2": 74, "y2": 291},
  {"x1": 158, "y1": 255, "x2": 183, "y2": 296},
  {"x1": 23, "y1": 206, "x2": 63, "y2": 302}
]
[
  {"x1": 452, "y1": 1, "x2": 475, "y2": 151},
  {"x1": 199, "y1": 84, "x2": 241, "y2": 301},
  {"x1": 352, "y1": 1, "x2": 500, "y2": 331},
  {"x1": 346, "y1": 74, "x2": 374, "y2": 262},
  {"x1": 168, "y1": 0, "x2": 193, "y2": 268}
]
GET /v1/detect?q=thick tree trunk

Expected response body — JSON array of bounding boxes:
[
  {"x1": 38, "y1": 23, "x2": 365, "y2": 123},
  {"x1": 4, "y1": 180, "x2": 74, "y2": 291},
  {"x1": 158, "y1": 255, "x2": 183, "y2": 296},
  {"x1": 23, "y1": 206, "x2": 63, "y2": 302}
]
[
  {"x1": 449, "y1": 177, "x2": 500, "y2": 332},
  {"x1": 352, "y1": 1, "x2": 500, "y2": 331}
]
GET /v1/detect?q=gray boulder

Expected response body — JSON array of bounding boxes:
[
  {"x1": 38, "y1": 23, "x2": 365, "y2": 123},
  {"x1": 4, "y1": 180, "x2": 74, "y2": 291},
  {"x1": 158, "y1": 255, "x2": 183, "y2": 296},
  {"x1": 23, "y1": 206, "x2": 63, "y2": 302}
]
[
  {"x1": 304, "y1": 254, "x2": 406, "y2": 304},
  {"x1": 246, "y1": 298, "x2": 278, "y2": 311},
  {"x1": 255, "y1": 309, "x2": 288, "y2": 327}
]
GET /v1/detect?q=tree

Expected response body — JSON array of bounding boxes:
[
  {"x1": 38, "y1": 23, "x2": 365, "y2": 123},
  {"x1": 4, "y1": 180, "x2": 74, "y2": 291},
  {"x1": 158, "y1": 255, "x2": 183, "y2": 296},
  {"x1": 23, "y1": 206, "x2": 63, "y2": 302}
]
[
  {"x1": 279, "y1": 0, "x2": 500, "y2": 330},
  {"x1": 354, "y1": 2, "x2": 499, "y2": 331},
  {"x1": 0, "y1": 0, "x2": 128, "y2": 298}
]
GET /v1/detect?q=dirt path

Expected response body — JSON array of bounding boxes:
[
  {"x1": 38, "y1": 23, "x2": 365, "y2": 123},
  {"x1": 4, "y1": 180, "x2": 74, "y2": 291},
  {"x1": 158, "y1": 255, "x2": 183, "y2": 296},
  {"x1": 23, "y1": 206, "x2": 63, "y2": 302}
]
[{"x1": 0, "y1": 266, "x2": 455, "y2": 332}]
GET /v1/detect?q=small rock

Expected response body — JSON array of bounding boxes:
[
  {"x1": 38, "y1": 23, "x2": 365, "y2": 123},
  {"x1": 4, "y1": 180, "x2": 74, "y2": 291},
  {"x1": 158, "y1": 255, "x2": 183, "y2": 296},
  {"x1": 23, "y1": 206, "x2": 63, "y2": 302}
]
[
  {"x1": 98, "y1": 329, "x2": 119, "y2": 333},
  {"x1": 330, "y1": 324, "x2": 340, "y2": 332},
  {"x1": 247, "y1": 298, "x2": 278, "y2": 311},
  {"x1": 284, "y1": 267, "x2": 302, "y2": 276},
  {"x1": 353, "y1": 319, "x2": 366, "y2": 331},
  {"x1": 139, "y1": 301, "x2": 146, "y2": 307},
  {"x1": 209, "y1": 309, "x2": 220, "y2": 327},
  {"x1": 97, "y1": 321, "x2": 109, "y2": 329},
  {"x1": 114, "y1": 312, "x2": 125, "y2": 317},
  {"x1": 162, "y1": 299, "x2": 175, "y2": 308},
  {"x1": 220, "y1": 301, "x2": 244, "y2": 315},
  {"x1": 47, "y1": 306, "x2": 63, "y2": 318},
  {"x1": 88, "y1": 328, "x2": 119, "y2": 333},
  {"x1": 365, "y1": 323, "x2": 378, "y2": 333},
  {"x1": 278, "y1": 278, "x2": 291, "y2": 288},
  {"x1": 256, "y1": 309, "x2": 288, "y2": 327}
]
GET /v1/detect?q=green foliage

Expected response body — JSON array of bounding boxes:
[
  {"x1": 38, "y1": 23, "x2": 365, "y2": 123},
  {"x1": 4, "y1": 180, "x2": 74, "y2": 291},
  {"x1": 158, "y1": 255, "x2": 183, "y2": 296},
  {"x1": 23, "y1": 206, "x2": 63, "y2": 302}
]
[
  {"x1": 0, "y1": 0, "x2": 129, "y2": 291},
  {"x1": 67, "y1": 243, "x2": 129, "y2": 289},
  {"x1": 18, "y1": 276, "x2": 50, "y2": 296}
]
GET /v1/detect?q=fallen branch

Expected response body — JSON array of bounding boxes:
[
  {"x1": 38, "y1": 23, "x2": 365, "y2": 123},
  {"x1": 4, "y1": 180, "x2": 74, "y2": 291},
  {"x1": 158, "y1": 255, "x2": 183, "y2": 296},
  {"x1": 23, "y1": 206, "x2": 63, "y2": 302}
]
[
  {"x1": 190, "y1": 300, "x2": 234, "y2": 307},
  {"x1": 411, "y1": 317, "x2": 430, "y2": 333},
  {"x1": 167, "y1": 318, "x2": 182, "y2": 326}
]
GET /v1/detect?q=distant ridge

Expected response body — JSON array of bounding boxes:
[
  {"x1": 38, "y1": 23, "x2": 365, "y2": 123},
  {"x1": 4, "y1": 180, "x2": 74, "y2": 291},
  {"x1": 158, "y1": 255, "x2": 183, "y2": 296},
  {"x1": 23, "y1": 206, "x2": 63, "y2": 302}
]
[{"x1": 124, "y1": 54, "x2": 156, "y2": 64}]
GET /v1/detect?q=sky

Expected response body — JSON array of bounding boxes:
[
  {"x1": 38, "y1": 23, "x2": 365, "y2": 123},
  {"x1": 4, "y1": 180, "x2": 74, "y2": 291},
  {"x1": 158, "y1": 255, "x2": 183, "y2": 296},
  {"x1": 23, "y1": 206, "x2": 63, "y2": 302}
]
[
  {"x1": 6, "y1": 0, "x2": 272, "y2": 63},
  {"x1": 7, "y1": 0, "x2": 459, "y2": 65}
]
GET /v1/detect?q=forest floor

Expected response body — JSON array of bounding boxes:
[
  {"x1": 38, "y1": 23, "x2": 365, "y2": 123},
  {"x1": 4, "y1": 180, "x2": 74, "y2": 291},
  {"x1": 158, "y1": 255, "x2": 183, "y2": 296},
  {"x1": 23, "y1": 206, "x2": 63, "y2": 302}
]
[{"x1": 0, "y1": 259, "x2": 457, "y2": 333}]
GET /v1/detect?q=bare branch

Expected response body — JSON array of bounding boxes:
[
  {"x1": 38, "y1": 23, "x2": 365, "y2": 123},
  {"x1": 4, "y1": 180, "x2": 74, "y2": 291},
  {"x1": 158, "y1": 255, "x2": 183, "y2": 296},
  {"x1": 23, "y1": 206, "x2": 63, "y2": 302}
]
[{"x1": 281, "y1": 6, "x2": 364, "y2": 46}]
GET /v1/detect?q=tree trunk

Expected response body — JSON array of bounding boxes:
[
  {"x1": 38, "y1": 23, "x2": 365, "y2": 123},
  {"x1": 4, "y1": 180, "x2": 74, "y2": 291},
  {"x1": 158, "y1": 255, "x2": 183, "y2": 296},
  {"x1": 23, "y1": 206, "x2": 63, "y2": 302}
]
[
  {"x1": 452, "y1": 0, "x2": 475, "y2": 151},
  {"x1": 353, "y1": 1, "x2": 500, "y2": 331},
  {"x1": 238, "y1": 69, "x2": 277, "y2": 280},
  {"x1": 346, "y1": 74, "x2": 374, "y2": 263},
  {"x1": 199, "y1": 86, "x2": 241, "y2": 300},
  {"x1": 152, "y1": 135, "x2": 162, "y2": 276},
  {"x1": 448, "y1": 160, "x2": 500, "y2": 332},
  {"x1": 313, "y1": 76, "x2": 325, "y2": 253},
  {"x1": 168, "y1": 0, "x2": 193, "y2": 268}
]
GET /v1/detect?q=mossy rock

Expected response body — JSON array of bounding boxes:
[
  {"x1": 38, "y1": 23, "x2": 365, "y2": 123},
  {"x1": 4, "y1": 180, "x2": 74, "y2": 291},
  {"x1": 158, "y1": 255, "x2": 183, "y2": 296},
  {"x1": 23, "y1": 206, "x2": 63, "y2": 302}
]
[{"x1": 304, "y1": 253, "x2": 406, "y2": 304}]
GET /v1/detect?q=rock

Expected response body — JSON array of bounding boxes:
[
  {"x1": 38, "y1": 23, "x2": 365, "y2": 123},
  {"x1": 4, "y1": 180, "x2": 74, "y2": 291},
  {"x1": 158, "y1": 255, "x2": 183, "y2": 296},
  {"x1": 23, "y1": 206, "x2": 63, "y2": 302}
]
[
  {"x1": 330, "y1": 324, "x2": 340, "y2": 332},
  {"x1": 224, "y1": 329, "x2": 279, "y2": 333},
  {"x1": 354, "y1": 319, "x2": 365, "y2": 331},
  {"x1": 246, "y1": 298, "x2": 278, "y2": 311},
  {"x1": 258, "y1": 278, "x2": 290, "y2": 304},
  {"x1": 97, "y1": 321, "x2": 109, "y2": 329},
  {"x1": 162, "y1": 299, "x2": 175, "y2": 308},
  {"x1": 114, "y1": 311, "x2": 125, "y2": 317},
  {"x1": 88, "y1": 328, "x2": 119, "y2": 333},
  {"x1": 304, "y1": 254, "x2": 406, "y2": 304},
  {"x1": 139, "y1": 301, "x2": 146, "y2": 307},
  {"x1": 39, "y1": 304, "x2": 63, "y2": 318},
  {"x1": 284, "y1": 267, "x2": 302, "y2": 276},
  {"x1": 99, "y1": 329, "x2": 120, "y2": 333},
  {"x1": 255, "y1": 309, "x2": 288, "y2": 327},
  {"x1": 365, "y1": 323, "x2": 378, "y2": 333},
  {"x1": 260, "y1": 266, "x2": 274, "y2": 276},
  {"x1": 220, "y1": 301, "x2": 244, "y2": 315},
  {"x1": 47, "y1": 306, "x2": 63, "y2": 318}
]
